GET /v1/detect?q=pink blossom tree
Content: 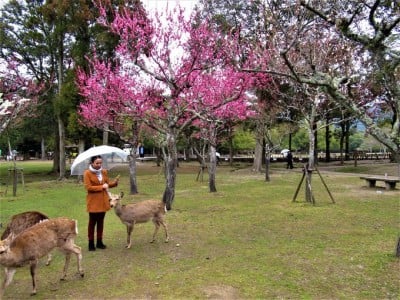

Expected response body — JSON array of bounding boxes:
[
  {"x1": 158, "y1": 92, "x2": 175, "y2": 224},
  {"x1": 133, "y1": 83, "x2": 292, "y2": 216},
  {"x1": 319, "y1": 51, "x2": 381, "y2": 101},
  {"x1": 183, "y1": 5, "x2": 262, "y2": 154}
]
[
  {"x1": 0, "y1": 60, "x2": 43, "y2": 196},
  {"x1": 189, "y1": 65, "x2": 268, "y2": 192},
  {"x1": 77, "y1": 4, "x2": 265, "y2": 209},
  {"x1": 0, "y1": 60, "x2": 43, "y2": 146}
]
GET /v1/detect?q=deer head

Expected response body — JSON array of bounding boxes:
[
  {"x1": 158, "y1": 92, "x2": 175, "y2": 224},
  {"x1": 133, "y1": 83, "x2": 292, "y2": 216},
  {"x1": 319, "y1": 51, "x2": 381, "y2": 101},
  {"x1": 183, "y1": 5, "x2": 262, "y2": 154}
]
[{"x1": 109, "y1": 191, "x2": 124, "y2": 208}]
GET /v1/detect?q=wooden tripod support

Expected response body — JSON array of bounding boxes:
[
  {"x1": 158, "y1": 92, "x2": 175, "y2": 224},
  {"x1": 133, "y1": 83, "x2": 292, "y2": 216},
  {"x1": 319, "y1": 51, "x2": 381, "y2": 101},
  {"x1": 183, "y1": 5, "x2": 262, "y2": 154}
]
[{"x1": 292, "y1": 164, "x2": 335, "y2": 204}]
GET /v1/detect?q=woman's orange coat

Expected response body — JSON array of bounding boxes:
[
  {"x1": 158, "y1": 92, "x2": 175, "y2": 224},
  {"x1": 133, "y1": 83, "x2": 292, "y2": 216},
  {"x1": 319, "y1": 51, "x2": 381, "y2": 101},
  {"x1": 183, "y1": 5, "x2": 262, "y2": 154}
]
[{"x1": 83, "y1": 169, "x2": 118, "y2": 213}]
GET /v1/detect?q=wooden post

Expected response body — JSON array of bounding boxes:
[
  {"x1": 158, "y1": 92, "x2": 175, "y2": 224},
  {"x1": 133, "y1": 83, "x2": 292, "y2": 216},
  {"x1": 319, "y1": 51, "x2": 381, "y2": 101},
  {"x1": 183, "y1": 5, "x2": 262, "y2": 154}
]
[
  {"x1": 293, "y1": 172, "x2": 305, "y2": 202},
  {"x1": 12, "y1": 167, "x2": 17, "y2": 196},
  {"x1": 315, "y1": 166, "x2": 335, "y2": 203},
  {"x1": 292, "y1": 164, "x2": 334, "y2": 205},
  {"x1": 6, "y1": 167, "x2": 24, "y2": 196}
]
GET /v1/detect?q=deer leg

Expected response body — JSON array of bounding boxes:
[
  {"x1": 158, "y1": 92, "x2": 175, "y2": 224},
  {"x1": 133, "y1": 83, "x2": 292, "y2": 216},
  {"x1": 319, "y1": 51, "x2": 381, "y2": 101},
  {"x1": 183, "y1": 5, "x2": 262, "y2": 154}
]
[
  {"x1": 60, "y1": 240, "x2": 84, "y2": 279},
  {"x1": 160, "y1": 220, "x2": 169, "y2": 243},
  {"x1": 1, "y1": 267, "x2": 16, "y2": 298},
  {"x1": 61, "y1": 252, "x2": 71, "y2": 281},
  {"x1": 29, "y1": 260, "x2": 38, "y2": 295},
  {"x1": 126, "y1": 224, "x2": 134, "y2": 249},
  {"x1": 72, "y1": 244, "x2": 84, "y2": 277},
  {"x1": 151, "y1": 219, "x2": 160, "y2": 243}
]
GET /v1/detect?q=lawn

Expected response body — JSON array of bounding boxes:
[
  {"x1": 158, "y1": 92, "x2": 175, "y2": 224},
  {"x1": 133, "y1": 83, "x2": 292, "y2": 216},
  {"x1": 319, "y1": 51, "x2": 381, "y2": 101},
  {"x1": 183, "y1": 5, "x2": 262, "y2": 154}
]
[{"x1": 0, "y1": 160, "x2": 399, "y2": 299}]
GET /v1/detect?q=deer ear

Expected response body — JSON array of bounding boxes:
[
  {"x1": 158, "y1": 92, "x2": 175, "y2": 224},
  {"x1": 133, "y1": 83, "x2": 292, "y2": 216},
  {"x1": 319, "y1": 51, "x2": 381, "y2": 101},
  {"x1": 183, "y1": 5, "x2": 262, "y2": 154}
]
[
  {"x1": 120, "y1": 192, "x2": 124, "y2": 198},
  {"x1": 0, "y1": 233, "x2": 14, "y2": 253}
]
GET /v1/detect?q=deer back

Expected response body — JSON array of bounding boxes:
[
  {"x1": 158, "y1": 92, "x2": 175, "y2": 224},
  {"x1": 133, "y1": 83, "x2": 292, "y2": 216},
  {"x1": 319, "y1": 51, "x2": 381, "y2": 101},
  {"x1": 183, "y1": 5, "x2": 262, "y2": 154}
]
[
  {"x1": 1, "y1": 211, "x2": 49, "y2": 240},
  {"x1": 119, "y1": 200, "x2": 165, "y2": 223}
]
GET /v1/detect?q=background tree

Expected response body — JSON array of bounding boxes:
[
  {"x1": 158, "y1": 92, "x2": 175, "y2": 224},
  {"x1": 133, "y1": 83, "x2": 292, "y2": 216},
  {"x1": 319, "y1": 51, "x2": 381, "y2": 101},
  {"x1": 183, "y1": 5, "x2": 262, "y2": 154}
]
[
  {"x1": 0, "y1": 0, "x2": 128, "y2": 177},
  {"x1": 77, "y1": 4, "x2": 266, "y2": 208},
  {"x1": 285, "y1": 1, "x2": 399, "y2": 162},
  {"x1": 197, "y1": 0, "x2": 274, "y2": 172},
  {"x1": 1, "y1": 0, "x2": 87, "y2": 177},
  {"x1": 188, "y1": 66, "x2": 263, "y2": 192},
  {"x1": 0, "y1": 1, "x2": 56, "y2": 164},
  {"x1": 0, "y1": 61, "x2": 43, "y2": 140}
]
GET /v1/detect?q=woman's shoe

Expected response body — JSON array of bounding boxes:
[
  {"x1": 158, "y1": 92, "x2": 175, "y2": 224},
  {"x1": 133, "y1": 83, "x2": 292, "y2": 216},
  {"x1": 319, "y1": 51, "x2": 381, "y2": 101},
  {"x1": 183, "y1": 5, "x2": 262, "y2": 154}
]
[
  {"x1": 88, "y1": 240, "x2": 96, "y2": 251},
  {"x1": 96, "y1": 240, "x2": 107, "y2": 249}
]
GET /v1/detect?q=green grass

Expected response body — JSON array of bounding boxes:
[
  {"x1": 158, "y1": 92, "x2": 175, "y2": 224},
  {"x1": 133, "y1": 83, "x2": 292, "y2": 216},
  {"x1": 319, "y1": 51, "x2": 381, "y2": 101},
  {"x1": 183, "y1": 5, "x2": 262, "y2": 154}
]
[{"x1": 0, "y1": 160, "x2": 399, "y2": 299}]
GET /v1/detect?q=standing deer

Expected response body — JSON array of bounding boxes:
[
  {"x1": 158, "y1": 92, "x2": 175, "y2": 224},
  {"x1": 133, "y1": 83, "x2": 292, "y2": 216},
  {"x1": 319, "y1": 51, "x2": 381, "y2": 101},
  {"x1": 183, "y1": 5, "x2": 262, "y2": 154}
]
[
  {"x1": 0, "y1": 217, "x2": 84, "y2": 298},
  {"x1": 1, "y1": 211, "x2": 52, "y2": 265},
  {"x1": 108, "y1": 191, "x2": 169, "y2": 249}
]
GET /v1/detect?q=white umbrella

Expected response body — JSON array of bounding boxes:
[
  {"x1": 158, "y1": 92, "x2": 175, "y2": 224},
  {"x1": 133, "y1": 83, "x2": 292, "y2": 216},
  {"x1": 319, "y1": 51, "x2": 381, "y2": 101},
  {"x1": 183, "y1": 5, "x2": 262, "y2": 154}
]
[
  {"x1": 70, "y1": 145, "x2": 129, "y2": 175},
  {"x1": 280, "y1": 149, "x2": 290, "y2": 157},
  {"x1": 280, "y1": 149, "x2": 290, "y2": 154}
]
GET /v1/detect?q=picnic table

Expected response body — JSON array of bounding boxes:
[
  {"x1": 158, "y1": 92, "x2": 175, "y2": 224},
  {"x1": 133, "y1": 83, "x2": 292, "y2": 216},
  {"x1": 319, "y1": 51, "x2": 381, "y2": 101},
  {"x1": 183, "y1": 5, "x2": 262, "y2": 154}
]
[{"x1": 360, "y1": 175, "x2": 400, "y2": 190}]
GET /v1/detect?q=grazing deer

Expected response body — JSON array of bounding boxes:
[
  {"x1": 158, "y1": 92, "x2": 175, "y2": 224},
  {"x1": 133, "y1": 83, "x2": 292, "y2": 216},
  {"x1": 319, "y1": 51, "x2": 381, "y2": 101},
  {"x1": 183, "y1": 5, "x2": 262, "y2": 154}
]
[
  {"x1": 1, "y1": 211, "x2": 52, "y2": 265},
  {"x1": 108, "y1": 191, "x2": 169, "y2": 249},
  {"x1": 1, "y1": 211, "x2": 49, "y2": 240},
  {"x1": 0, "y1": 217, "x2": 84, "y2": 298}
]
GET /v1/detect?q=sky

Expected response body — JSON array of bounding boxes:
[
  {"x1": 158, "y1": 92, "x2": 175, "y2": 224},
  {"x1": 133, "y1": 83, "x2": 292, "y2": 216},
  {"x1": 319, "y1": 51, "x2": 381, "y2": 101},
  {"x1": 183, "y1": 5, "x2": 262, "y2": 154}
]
[
  {"x1": 143, "y1": 0, "x2": 197, "y2": 12},
  {"x1": 0, "y1": 0, "x2": 198, "y2": 10},
  {"x1": 0, "y1": 0, "x2": 198, "y2": 70}
]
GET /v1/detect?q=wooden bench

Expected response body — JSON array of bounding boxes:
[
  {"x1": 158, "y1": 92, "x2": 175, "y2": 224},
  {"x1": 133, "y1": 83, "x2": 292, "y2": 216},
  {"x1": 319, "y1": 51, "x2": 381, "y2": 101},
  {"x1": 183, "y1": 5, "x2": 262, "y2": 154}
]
[{"x1": 360, "y1": 176, "x2": 400, "y2": 190}]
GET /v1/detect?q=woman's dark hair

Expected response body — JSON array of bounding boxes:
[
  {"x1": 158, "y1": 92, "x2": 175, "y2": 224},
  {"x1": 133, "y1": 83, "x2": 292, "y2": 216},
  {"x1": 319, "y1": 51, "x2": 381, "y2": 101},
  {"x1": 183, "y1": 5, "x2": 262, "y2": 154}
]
[{"x1": 90, "y1": 155, "x2": 102, "y2": 163}]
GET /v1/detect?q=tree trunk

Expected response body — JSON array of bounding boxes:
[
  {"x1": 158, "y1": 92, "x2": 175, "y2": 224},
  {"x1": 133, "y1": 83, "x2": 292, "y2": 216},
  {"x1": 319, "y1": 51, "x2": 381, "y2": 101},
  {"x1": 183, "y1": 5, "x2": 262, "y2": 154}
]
[
  {"x1": 345, "y1": 120, "x2": 350, "y2": 160},
  {"x1": 53, "y1": 128, "x2": 60, "y2": 173},
  {"x1": 325, "y1": 120, "x2": 330, "y2": 163},
  {"x1": 7, "y1": 139, "x2": 18, "y2": 196},
  {"x1": 58, "y1": 116, "x2": 66, "y2": 180},
  {"x1": 129, "y1": 121, "x2": 140, "y2": 194},
  {"x1": 265, "y1": 144, "x2": 271, "y2": 182},
  {"x1": 339, "y1": 122, "x2": 345, "y2": 165},
  {"x1": 306, "y1": 128, "x2": 315, "y2": 203},
  {"x1": 208, "y1": 144, "x2": 217, "y2": 192},
  {"x1": 78, "y1": 139, "x2": 85, "y2": 153},
  {"x1": 228, "y1": 127, "x2": 234, "y2": 166},
  {"x1": 162, "y1": 130, "x2": 178, "y2": 210},
  {"x1": 57, "y1": 33, "x2": 66, "y2": 180},
  {"x1": 129, "y1": 157, "x2": 138, "y2": 194},
  {"x1": 305, "y1": 106, "x2": 317, "y2": 203},
  {"x1": 313, "y1": 122, "x2": 318, "y2": 165},
  {"x1": 252, "y1": 120, "x2": 264, "y2": 173},
  {"x1": 253, "y1": 137, "x2": 264, "y2": 172},
  {"x1": 155, "y1": 147, "x2": 163, "y2": 167},
  {"x1": 193, "y1": 146, "x2": 206, "y2": 182},
  {"x1": 41, "y1": 137, "x2": 46, "y2": 160},
  {"x1": 103, "y1": 124, "x2": 109, "y2": 145}
]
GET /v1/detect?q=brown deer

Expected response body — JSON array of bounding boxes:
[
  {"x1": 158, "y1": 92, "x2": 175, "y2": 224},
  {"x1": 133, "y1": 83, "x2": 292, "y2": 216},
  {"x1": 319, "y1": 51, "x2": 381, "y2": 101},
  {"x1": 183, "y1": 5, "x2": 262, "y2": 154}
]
[
  {"x1": 1, "y1": 211, "x2": 52, "y2": 265},
  {"x1": 0, "y1": 217, "x2": 84, "y2": 298},
  {"x1": 108, "y1": 191, "x2": 169, "y2": 249}
]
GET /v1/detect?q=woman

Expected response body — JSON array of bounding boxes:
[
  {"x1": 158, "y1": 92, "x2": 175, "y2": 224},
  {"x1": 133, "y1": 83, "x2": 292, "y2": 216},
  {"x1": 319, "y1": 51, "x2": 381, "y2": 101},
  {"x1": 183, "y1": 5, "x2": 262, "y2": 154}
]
[{"x1": 84, "y1": 155, "x2": 119, "y2": 251}]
